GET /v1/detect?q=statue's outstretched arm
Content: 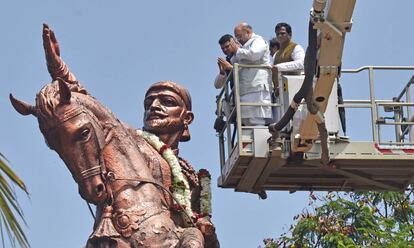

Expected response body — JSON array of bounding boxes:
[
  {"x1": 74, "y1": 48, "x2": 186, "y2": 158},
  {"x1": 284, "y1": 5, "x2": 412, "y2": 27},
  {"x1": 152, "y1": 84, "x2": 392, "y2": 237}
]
[
  {"x1": 43, "y1": 23, "x2": 77, "y2": 82},
  {"x1": 43, "y1": 23, "x2": 87, "y2": 94}
]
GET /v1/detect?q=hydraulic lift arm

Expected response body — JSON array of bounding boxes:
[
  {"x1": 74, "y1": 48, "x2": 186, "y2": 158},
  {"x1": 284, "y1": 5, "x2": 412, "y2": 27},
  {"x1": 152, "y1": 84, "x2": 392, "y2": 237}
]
[{"x1": 291, "y1": 0, "x2": 356, "y2": 154}]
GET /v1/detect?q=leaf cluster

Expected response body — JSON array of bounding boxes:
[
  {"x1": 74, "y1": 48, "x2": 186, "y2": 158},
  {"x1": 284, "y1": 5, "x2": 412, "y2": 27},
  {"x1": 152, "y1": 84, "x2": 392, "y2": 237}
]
[
  {"x1": 0, "y1": 153, "x2": 29, "y2": 248},
  {"x1": 261, "y1": 187, "x2": 414, "y2": 248}
]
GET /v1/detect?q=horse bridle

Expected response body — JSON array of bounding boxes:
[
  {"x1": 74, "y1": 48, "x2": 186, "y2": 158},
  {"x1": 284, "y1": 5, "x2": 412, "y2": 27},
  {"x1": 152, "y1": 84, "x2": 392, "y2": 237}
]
[
  {"x1": 51, "y1": 105, "x2": 196, "y2": 226},
  {"x1": 43, "y1": 105, "x2": 108, "y2": 189}
]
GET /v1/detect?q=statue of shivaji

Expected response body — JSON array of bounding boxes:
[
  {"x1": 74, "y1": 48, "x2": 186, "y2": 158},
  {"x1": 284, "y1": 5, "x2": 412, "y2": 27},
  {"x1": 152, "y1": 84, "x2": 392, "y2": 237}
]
[{"x1": 37, "y1": 22, "x2": 220, "y2": 248}]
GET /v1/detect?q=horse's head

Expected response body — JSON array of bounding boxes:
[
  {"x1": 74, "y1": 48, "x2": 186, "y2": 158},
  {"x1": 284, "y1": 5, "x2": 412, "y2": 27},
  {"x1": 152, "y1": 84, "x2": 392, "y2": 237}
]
[{"x1": 10, "y1": 80, "x2": 109, "y2": 205}]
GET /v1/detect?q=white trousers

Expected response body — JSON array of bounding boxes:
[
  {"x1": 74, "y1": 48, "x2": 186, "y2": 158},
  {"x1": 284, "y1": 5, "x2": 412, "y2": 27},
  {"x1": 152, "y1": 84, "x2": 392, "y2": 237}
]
[{"x1": 240, "y1": 90, "x2": 272, "y2": 126}]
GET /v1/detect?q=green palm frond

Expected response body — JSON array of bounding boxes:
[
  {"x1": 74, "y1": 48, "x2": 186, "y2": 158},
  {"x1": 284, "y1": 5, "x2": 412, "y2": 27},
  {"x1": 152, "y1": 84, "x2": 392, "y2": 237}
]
[
  {"x1": 0, "y1": 153, "x2": 26, "y2": 194},
  {"x1": 0, "y1": 153, "x2": 29, "y2": 248}
]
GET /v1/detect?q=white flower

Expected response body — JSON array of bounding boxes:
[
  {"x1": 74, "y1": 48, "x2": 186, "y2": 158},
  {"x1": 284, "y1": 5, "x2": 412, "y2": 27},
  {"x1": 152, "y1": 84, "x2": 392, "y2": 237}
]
[{"x1": 137, "y1": 130, "x2": 193, "y2": 224}]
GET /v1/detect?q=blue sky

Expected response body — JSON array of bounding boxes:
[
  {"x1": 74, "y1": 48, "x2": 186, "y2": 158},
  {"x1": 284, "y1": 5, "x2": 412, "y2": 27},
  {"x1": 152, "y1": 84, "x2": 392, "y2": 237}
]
[{"x1": 1, "y1": 0, "x2": 414, "y2": 247}]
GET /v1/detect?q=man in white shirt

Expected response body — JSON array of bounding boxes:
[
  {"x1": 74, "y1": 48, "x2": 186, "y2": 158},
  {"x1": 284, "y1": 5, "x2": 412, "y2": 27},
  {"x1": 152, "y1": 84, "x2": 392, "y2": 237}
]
[
  {"x1": 271, "y1": 22, "x2": 305, "y2": 123},
  {"x1": 232, "y1": 22, "x2": 273, "y2": 126},
  {"x1": 272, "y1": 22, "x2": 305, "y2": 76}
]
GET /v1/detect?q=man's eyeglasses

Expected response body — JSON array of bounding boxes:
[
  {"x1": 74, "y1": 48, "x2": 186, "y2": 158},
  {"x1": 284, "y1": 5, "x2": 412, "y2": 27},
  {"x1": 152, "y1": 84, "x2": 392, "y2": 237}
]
[{"x1": 276, "y1": 32, "x2": 288, "y2": 36}]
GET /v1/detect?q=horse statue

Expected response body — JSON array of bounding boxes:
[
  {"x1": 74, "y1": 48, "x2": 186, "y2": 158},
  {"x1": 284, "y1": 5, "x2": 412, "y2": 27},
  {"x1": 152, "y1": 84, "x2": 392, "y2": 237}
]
[{"x1": 9, "y1": 25, "x2": 206, "y2": 248}]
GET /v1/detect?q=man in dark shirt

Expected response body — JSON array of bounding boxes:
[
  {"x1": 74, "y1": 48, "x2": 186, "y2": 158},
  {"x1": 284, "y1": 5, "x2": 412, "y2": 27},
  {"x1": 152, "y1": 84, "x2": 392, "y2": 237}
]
[{"x1": 214, "y1": 34, "x2": 239, "y2": 89}]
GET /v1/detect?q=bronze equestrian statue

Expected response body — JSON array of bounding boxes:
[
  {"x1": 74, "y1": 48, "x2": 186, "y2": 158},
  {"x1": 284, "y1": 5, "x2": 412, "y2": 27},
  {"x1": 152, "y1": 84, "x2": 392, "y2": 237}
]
[{"x1": 10, "y1": 24, "x2": 219, "y2": 248}]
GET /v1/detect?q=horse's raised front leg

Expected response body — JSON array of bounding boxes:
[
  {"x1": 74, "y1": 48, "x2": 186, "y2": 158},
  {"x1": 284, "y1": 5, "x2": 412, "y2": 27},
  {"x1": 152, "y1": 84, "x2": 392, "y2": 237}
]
[{"x1": 179, "y1": 227, "x2": 204, "y2": 248}]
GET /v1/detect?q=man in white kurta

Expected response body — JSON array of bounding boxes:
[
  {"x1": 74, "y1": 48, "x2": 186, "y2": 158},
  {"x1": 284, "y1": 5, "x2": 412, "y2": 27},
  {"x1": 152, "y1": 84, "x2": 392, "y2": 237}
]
[{"x1": 232, "y1": 22, "x2": 273, "y2": 126}]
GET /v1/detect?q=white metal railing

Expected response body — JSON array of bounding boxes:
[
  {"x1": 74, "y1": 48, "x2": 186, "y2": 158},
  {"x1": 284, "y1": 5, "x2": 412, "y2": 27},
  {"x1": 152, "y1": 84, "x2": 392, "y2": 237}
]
[
  {"x1": 340, "y1": 66, "x2": 414, "y2": 144},
  {"x1": 216, "y1": 65, "x2": 414, "y2": 175},
  {"x1": 215, "y1": 63, "x2": 278, "y2": 173}
]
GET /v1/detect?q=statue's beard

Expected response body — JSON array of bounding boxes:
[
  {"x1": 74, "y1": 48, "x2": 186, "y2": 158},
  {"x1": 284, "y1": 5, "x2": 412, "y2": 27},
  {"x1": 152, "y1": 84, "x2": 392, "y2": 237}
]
[{"x1": 144, "y1": 117, "x2": 183, "y2": 135}]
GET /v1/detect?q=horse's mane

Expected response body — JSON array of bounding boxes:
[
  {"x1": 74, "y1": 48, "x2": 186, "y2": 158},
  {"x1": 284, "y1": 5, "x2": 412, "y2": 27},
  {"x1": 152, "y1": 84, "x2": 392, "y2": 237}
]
[
  {"x1": 35, "y1": 81, "x2": 114, "y2": 130},
  {"x1": 35, "y1": 81, "x2": 64, "y2": 124}
]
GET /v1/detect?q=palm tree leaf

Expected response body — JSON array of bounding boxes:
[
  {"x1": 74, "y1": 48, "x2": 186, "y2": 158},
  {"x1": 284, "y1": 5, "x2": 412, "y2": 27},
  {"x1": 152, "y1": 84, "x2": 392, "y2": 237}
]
[
  {"x1": 0, "y1": 192, "x2": 29, "y2": 248},
  {"x1": 1, "y1": 212, "x2": 16, "y2": 248},
  {"x1": 0, "y1": 216, "x2": 5, "y2": 247},
  {"x1": 0, "y1": 154, "x2": 30, "y2": 247},
  {"x1": 0, "y1": 153, "x2": 8, "y2": 163},
  {"x1": 0, "y1": 175, "x2": 26, "y2": 223},
  {"x1": 0, "y1": 174, "x2": 16, "y2": 202},
  {"x1": 0, "y1": 155, "x2": 27, "y2": 193}
]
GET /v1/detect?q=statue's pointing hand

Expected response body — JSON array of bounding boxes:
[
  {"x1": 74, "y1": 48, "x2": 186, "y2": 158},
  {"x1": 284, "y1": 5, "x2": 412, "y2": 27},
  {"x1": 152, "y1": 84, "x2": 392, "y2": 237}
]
[
  {"x1": 42, "y1": 23, "x2": 79, "y2": 85},
  {"x1": 43, "y1": 23, "x2": 62, "y2": 75}
]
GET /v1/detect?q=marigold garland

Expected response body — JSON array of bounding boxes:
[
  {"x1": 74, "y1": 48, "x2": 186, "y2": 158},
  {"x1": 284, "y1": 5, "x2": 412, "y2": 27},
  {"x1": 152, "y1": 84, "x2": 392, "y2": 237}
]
[
  {"x1": 198, "y1": 169, "x2": 212, "y2": 217},
  {"x1": 136, "y1": 130, "x2": 194, "y2": 225}
]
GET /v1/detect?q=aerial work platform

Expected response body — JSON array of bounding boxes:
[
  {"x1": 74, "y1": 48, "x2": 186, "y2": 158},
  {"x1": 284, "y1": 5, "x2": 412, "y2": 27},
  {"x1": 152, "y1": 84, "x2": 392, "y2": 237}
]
[{"x1": 215, "y1": 65, "x2": 414, "y2": 194}]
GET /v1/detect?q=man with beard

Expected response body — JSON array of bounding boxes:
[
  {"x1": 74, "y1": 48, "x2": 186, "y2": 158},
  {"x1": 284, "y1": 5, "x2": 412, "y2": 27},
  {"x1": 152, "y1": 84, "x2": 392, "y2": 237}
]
[
  {"x1": 232, "y1": 22, "x2": 273, "y2": 126},
  {"x1": 143, "y1": 81, "x2": 193, "y2": 151},
  {"x1": 143, "y1": 82, "x2": 220, "y2": 248}
]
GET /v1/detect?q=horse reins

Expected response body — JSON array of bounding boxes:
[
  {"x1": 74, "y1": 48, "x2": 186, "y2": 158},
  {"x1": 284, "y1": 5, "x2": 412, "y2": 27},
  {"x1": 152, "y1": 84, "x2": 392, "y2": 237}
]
[
  {"x1": 53, "y1": 105, "x2": 196, "y2": 227},
  {"x1": 56, "y1": 107, "x2": 196, "y2": 227}
]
